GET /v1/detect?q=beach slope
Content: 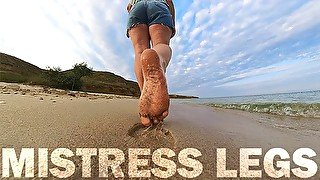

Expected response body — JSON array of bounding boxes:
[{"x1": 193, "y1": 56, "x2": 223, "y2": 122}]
[{"x1": 1, "y1": 88, "x2": 320, "y2": 179}]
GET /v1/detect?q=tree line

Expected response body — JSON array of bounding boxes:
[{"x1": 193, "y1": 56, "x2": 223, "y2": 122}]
[{"x1": 43, "y1": 62, "x2": 92, "y2": 91}]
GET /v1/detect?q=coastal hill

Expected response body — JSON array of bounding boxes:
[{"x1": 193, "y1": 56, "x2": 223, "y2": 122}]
[
  {"x1": 0, "y1": 52, "x2": 139, "y2": 96},
  {"x1": 0, "y1": 52, "x2": 198, "y2": 98}
]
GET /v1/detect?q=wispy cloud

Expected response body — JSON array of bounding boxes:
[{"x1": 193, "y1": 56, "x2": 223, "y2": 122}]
[
  {"x1": 168, "y1": 0, "x2": 320, "y2": 97},
  {"x1": 0, "y1": 0, "x2": 319, "y2": 97},
  {"x1": 0, "y1": 0, "x2": 133, "y2": 79}
]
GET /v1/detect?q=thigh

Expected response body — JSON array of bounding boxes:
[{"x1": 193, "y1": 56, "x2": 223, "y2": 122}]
[
  {"x1": 149, "y1": 24, "x2": 171, "y2": 46},
  {"x1": 129, "y1": 24, "x2": 151, "y2": 53}
]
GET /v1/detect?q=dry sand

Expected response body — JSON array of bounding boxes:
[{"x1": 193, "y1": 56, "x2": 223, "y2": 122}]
[{"x1": 0, "y1": 82, "x2": 320, "y2": 179}]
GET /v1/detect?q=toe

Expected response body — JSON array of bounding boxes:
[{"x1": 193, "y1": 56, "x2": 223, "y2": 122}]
[
  {"x1": 140, "y1": 116, "x2": 152, "y2": 126},
  {"x1": 153, "y1": 118, "x2": 159, "y2": 125},
  {"x1": 155, "y1": 111, "x2": 169, "y2": 123},
  {"x1": 162, "y1": 111, "x2": 169, "y2": 118}
]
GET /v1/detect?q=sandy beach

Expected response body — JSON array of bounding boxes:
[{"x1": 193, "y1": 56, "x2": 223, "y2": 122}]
[{"x1": 1, "y1": 82, "x2": 320, "y2": 179}]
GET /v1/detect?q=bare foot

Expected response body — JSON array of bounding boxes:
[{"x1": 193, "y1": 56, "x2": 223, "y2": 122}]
[{"x1": 139, "y1": 49, "x2": 170, "y2": 126}]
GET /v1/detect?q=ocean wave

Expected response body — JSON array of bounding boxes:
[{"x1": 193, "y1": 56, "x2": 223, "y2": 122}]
[{"x1": 207, "y1": 103, "x2": 320, "y2": 118}]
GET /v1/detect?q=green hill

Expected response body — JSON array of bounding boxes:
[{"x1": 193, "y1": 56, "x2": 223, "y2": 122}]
[
  {"x1": 81, "y1": 71, "x2": 140, "y2": 96},
  {"x1": 0, "y1": 52, "x2": 140, "y2": 96},
  {"x1": 0, "y1": 53, "x2": 44, "y2": 83}
]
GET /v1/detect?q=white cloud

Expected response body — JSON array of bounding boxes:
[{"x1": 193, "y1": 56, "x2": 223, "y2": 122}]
[
  {"x1": 1, "y1": 0, "x2": 319, "y2": 96},
  {"x1": 243, "y1": 0, "x2": 252, "y2": 6},
  {"x1": 167, "y1": 0, "x2": 320, "y2": 97},
  {"x1": 0, "y1": 0, "x2": 133, "y2": 79}
]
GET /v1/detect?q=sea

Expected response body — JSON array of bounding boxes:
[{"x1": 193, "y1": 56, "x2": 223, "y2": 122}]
[{"x1": 173, "y1": 90, "x2": 320, "y2": 118}]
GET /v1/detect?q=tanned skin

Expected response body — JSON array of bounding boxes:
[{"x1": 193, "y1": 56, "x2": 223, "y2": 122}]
[
  {"x1": 127, "y1": 0, "x2": 175, "y2": 126},
  {"x1": 127, "y1": 3, "x2": 132, "y2": 12}
]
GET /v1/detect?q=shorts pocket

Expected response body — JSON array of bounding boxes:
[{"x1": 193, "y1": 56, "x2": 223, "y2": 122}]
[{"x1": 153, "y1": 2, "x2": 169, "y2": 12}]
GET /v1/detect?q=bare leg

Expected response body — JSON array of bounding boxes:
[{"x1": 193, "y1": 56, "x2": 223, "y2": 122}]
[
  {"x1": 139, "y1": 24, "x2": 172, "y2": 125},
  {"x1": 128, "y1": 24, "x2": 152, "y2": 126},
  {"x1": 149, "y1": 24, "x2": 172, "y2": 70},
  {"x1": 128, "y1": 24, "x2": 150, "y2": 91}
]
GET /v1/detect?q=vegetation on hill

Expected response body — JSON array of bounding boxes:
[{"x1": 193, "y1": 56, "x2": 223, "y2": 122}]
[
  {"x1": 43, "y1": 63, "x2": 93, "y2": 91},
  {"x1": 169, "y1": 94, "x2": 199, "y2": 99},
  {"x1": 0, "y1": 53, "x2": 140, "y2": 96},
  {"x1": 0, "y1": 52, "x2": 44, "y2": 84},
  {"x1": 0, "y1": 52, "x2": 198, "y2": 98}
]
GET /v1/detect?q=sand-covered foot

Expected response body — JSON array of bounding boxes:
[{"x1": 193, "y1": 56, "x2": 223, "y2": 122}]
[{"x1": 139, "y1": 49, "x2": 169, "y2": 126}]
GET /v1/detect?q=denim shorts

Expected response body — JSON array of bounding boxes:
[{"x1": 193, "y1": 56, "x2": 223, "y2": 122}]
[{"x1": 127, "y1": 0, "x2": 175, "y2": 38}]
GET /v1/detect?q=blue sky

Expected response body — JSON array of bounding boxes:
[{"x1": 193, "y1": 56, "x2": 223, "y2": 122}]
[{"x1": 0, "y1": 0, "x2": 320, "y2": 97}]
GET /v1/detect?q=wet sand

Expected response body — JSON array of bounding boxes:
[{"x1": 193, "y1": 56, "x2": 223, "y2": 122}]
[{"x1": 0, "y1": 83, "x2": 320, "y2": 179}]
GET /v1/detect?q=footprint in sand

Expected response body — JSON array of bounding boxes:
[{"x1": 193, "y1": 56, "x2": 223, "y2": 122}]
[{"x1": 126, "y1": 123, "x2": 176, "y2": 148}]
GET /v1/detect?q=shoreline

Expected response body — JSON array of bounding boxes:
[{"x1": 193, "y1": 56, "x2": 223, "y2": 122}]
[
  {"x1": 207, "y1": 102, "x2": 320, "y2": 118},
  {"x1": 1, "y1": 82, "x2": 320, "y2": 178}
]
